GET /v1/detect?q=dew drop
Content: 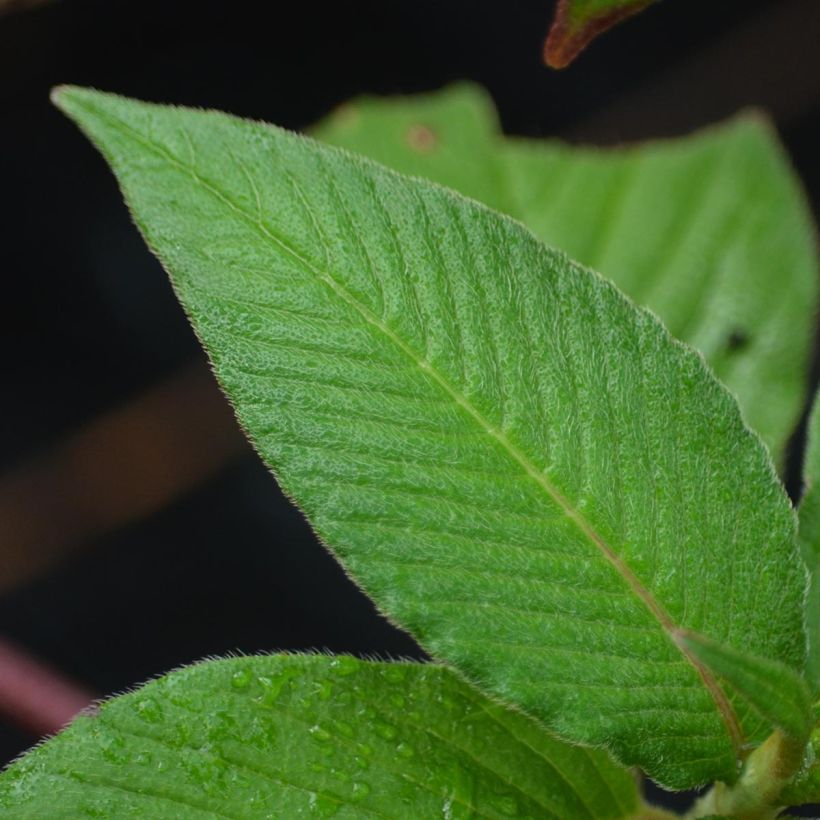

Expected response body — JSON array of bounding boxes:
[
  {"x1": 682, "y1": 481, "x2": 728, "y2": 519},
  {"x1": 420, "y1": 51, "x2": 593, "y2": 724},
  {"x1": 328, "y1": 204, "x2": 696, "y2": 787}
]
[
  {"x1": 257, "y1": 668, "x2": 300, "y2": 704},
  {"x1": 308, "y1": 793, "x2": 339, "y2": 817},
  {"x1": 330, "y1": 767, "x2": 351, "y2": 784},
  {"x1": 135, "y1": 697, "x2": 162, "y2": 723},
  {"x1": 328, "y1": 656, "x2": 358, "y2": 677},
  {"x1": 351, "y1": 781, "x2": 371, "y2": 802},
  {"x1": 166, "y1": 722, "x2": 192, "y2": 749},
  {"x1": 374, "y1": 722, "x2": 398, "y2": 741},
  {"x1": 396, "y1": 742, "x2": 415, "y2": 759},
  {"x1": 231, "y1": 668, "x2": 253, "y2": 690},
  {"x1": 335, "y1": 721, "x2": 354, "y2": 739},
  {"x1": 99, "y1": 734, "x2": 129, "y2": 764},
  {"x1": 309, "y1": 725, "x2": 332, "y2": 743}
]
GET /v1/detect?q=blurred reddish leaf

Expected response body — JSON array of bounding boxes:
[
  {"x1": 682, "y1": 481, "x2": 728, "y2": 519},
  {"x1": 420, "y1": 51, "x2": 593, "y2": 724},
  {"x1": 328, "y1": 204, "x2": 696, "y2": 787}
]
[{"x1": 545, "y1": 0, "x2": 656, "y2": 68}]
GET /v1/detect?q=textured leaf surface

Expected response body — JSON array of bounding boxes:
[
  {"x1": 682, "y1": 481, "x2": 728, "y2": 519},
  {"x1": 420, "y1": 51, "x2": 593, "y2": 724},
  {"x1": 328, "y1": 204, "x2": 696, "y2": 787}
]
[
  {"x1": 781, "y1": 702, "x2": 820, "y2": 805},
  {"x1": 0, "y1": 655, "x2": 640, "y2": 818},
  {"x1": 799, "y1": 394, "x2": 820, "y2": 695},
  {"x1": 315, "y1": 85, "x2": 818, "y2": 466},
  {"x1": 675, "y1": 631, "x2": 812, "y2": 742},
  {"x1": 544, "y1": 0, "x2": 657, "y2": 68},
  {"x1": 54, "y1": 86, "x2": 807, "y2": 788}
]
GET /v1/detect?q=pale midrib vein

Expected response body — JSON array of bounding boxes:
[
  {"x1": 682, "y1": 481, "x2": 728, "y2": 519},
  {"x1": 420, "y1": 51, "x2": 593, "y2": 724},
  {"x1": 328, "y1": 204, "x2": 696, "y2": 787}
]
[{"x1": 92, "y1": 103, "x2": 745, "y2": 758}]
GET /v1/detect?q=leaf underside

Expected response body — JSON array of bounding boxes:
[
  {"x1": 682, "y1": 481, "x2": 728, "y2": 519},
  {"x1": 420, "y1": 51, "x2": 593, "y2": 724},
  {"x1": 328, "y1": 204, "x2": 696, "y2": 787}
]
[
  {"x1": 53, "y1": 86, "x2": 807, "y2": 789},
  {"x1": 545, "y1": 0, "x2": 656, "y2": 68},
  {"x1": 314, "y1": 84, "x2": 818, "y2": 469},
  {"x1": 0, "y1": 655, "x2": 640, "y2": 818}
]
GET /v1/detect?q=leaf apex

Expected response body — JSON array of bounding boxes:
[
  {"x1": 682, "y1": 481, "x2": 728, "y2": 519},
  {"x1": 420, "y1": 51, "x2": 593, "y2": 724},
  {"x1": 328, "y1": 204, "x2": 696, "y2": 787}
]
[
  {"x1": 544, "y1": 0, "x2": 655, "y2": 69},
  {"x1": 49, "y1": 84, "x2": 74, "y2": 108}
]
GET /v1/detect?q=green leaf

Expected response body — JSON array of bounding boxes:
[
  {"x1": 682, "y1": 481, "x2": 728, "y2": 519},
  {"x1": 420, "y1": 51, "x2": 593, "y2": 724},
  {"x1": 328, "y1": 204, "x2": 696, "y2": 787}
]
[
  {"x1": 52, "y1": 85, "x2": 807, "y2": 789},
  {"x1": 544, "y1": 0, "x2": 657, "y2": 68},
  {"x1": 315, "y1": 85, "x2": 818, "y2": 467},
  {"x1": 688, "y1": 727, "x2": 811, "y2": 818},
  {"x1": 781, "y1": 702, "x2": 820, "y2": 806},
  {"x1": 0, "y1": 655, "x2": 641, "y2": 818},
  {"x1": 674, "y1": 631, "x2": 813, "y2": 742},
  {"x1": 799, "y1": 394, "x2": 820, "y2": 695}
]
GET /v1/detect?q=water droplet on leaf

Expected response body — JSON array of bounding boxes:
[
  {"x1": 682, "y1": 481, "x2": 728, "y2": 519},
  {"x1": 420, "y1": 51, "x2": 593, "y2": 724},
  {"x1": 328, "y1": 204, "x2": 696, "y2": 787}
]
[{"x1": 231, "y1": 668, "x2": 252, "y2": 690}]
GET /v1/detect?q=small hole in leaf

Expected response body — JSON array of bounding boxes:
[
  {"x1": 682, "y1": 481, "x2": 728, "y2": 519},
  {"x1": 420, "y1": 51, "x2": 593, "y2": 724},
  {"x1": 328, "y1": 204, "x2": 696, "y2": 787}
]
[
  {"x1": 405, "y1": 124, "x2": 438, "y2": 153},
  {"x1": 725, "y1": 328, "x2": 750, "y2": 352}
]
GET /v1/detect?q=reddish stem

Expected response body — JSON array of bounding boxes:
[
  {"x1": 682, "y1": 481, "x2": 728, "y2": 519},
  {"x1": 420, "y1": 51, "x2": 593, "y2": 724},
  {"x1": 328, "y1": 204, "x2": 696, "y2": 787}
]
[{"x1": 0, "y1": 637, "x2": 95, "y2": 737}]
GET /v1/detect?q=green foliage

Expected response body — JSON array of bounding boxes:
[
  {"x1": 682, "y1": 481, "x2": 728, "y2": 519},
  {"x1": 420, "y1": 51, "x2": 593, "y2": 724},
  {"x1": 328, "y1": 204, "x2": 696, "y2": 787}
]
[
  {"x1": 674, "y1": 632, "x2": 812, "y2": 742},
  {"x1": 799, "y1": 394, "x2": 820, "y2": 695},
  {"x1": 48, "y1": 86, "x2": 810, "y2": 795},
  {"x1": 544, "y1": 0, "x2": 657, "y2": 68},
  {"x1": 314, "y1": 85, "x2": 818, "y2": 468},
  {"x1": 780, "y1": 702, "x2": 820, "y2": 806},
  {"x1": 0, "y1": 655, "x2": 640, "y2": 818}
]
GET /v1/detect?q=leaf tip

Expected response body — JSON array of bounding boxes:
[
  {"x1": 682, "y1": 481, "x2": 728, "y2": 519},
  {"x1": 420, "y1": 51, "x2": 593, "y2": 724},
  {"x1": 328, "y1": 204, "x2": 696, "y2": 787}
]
[
  {"x1": 544, "y1": 0, "x2": 655, "y2": 69},
  {"x1": 49, "y1": 84, "x2": 71, "y2": 108},
  {"x1": 50, "y1": 84, "x2": 96, "y2": 118}
]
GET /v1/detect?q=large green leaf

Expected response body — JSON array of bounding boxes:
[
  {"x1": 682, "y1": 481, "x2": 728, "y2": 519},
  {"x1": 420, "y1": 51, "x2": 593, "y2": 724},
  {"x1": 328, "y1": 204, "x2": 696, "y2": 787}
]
[
  {"x1": 0, "y1": 655, "x2": 641, "y2": 818},
  {"x1": 544, "y1": 0, "x2": 657, "y2": 68},
  {"x1": 799, "y1": 394, "x2": 820, "y2": 695},
  {"x1": 53, "y1": 86, "x2": 807, "y2": 789},
  {"x1": 314, "y1": 85, "x2": 818, "y2": 467}
]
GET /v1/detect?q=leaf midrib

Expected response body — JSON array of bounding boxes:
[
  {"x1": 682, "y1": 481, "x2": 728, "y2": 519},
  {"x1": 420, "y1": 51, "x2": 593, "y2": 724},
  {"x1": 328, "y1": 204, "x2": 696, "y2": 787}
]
[{"x1": 82, "y1": 96, "x2": 745, "y2": 757}]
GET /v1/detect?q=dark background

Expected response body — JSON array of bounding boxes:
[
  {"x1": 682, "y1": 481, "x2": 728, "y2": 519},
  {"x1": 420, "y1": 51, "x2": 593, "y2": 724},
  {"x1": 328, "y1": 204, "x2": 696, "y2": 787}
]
[{"x1": 1, "y1": 0, "x2": 819, "y2": 812}]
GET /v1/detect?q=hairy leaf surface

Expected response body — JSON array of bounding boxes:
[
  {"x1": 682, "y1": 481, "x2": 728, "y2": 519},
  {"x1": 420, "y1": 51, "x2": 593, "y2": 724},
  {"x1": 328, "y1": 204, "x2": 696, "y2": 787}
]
[
  {"x1": 799, "y1": 394, "x2": 820, "y2": 696},
  {"x1": 544, "y1": 0, "x2": 657, "y2": 68},
  {"x1": 315, "y1": 85, "x2": 818, "y2": 466},
  {"x1": 54, "y1": 86, "x2": 807, "y2": 788},
  {"x1": 675, "y1": 631, "x2": 812, "y2": 742},
  {"x1": 781, "y1": 702, "x2": 820, "y2": 806},
  {"x1": 0, "y1": 655, "x2": 640, "y2": 818}
]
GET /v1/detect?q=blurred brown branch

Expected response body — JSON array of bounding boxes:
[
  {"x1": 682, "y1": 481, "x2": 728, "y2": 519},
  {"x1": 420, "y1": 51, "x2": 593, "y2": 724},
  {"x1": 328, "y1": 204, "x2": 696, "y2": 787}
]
[
  {"x1": 0, "y1": 0, "x2": 52, "y2": 18},
  {"x1": 0, "y1": 362, "x2": 249, "y2": 594}
]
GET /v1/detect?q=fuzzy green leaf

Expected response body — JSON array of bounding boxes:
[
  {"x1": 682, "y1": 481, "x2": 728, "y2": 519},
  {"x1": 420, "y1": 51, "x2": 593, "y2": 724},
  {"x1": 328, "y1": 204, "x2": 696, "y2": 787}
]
[
  {"x1": 53, "y1": 86, "x2": 807, "y2": 789},
  {"x1": 315, "y1": 85, "x2": 818, "y2": 467},
  {"x1": 781, "y1": 702, "x2": 820, "y2": 806},
  {"x1": 674, "y1": 631, "x2": 813, "y2": 742},
  {"x1": 799, "y1": 394, "x2": 820, "y2": 695},
  {"x1": 544, "y1": 0, "x2": 657, "y2": 68},
  {"x1": 0, "y1": 655, "x2": 641, "y2": 818}
]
